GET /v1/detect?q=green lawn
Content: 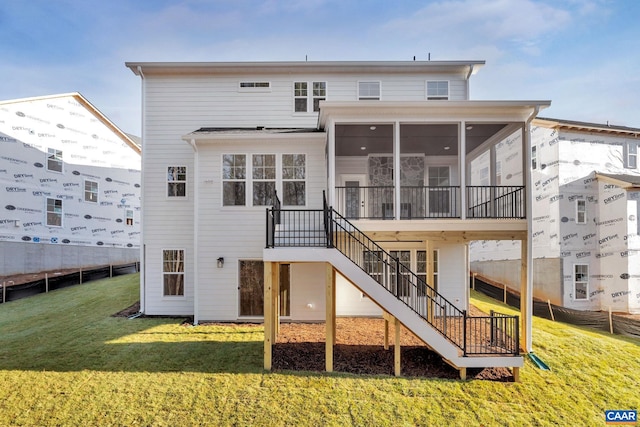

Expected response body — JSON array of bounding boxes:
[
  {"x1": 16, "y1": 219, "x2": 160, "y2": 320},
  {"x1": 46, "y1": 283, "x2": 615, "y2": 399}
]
[{"x1": 0, "y1": 274, "x2": 638, "y2": 426}]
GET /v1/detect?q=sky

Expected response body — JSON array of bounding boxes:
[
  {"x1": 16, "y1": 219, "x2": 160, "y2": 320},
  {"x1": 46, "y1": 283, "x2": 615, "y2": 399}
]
[{"x1": 1, "y1": 0, "x2": 639, "y2": 136}]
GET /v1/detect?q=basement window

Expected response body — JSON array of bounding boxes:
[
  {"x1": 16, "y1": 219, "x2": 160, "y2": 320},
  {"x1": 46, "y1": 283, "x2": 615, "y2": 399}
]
[{"x1": 47, "y1": 148, "x2": 63, "y2": 172}]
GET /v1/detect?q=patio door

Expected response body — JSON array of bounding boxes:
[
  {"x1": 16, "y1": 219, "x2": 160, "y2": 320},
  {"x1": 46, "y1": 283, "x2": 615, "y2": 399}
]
[
  {"x1": 238, "y1": 260, "x2": 290, "y2": 317},
  {"x1": 427, "y1": 166, "x2": 451, "y2": 217},
  {"x1": 341, "y1": 174, "x2": 366, "y2": 219}
]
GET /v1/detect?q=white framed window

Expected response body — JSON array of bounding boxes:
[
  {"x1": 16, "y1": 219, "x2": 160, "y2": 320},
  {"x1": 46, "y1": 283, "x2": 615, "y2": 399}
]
[
  {"x1": 625, "y1": 142, "x2": 638, "y2": 169},
  {"x1": 222, "y1": 154, "x2": 246, "y2": 206},
  {"x1": 163, "y1": 249, "x2": 185, "y2": 296},
  {"x1": 167, "y1": 166, "x2": 187, "y2": 197},
  {"x1": 84, "y1": 180, "x2": 98, "y2": 203},
  {"x1": 358, "y1": 81, "x2": 381, "y2": 100},
  {"x1": 239, "y1": 81, "x2": 270, "y2": 92},
  {"x1": 390, "y1": 250, "x2": 411, "y2": 297},
  {"x1": 294, "y1": 81, "x2": 326, "y2": 113},
  {"x1": 312, "y1": 81, "x2": 326, "y2": 112},
  {"x1": 125, "y1": 209, "x2": 134, "y2": 226},
  {"x1": 252, "y1": 154, "x2": 276, "y2": 206},
  {"x1": 432, "y1": 250, "x2": 439, "y2": 291},
  {"x1": 576, "y1": 199, "x2": 586, "y2": 224},
  {"x1": 47, "y1": 148, "x2": 63, "y2": 172},
  {"x1": 573, "y1": 264, "x2": 589, "y2": 300},
  {"x1": 426, "y1": 81, "x2": 449, "y2": 100},
  {"x1": 294, "y1": 82, "x2": 308, "y2": 112},
  {"x1": 46, "y1": 198, "x2": 63, "y2": 227},
  {"x1": 364, "y1": 250, "x2": 384, "y2": 285},
  {"x1": 531, "y1": 146, "x2": 538, "y2": 170},
  {"x1": 282, "y1": 154, "x2": 306, "y2": 206}
]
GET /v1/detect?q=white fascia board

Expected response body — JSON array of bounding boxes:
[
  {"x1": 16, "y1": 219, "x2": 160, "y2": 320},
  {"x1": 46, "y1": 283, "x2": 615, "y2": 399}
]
[
  {"x1": 182, "y1": 131, "x2": 326, "y2": 144},
  {"x1": 318, "y1": 101, "x2": 551, "y2": 128}
]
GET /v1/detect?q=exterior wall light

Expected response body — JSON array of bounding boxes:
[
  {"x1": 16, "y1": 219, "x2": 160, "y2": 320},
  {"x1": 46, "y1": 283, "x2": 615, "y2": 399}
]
[{"x1": 217, "y1": 257, "x2": 224, "y2": 268}]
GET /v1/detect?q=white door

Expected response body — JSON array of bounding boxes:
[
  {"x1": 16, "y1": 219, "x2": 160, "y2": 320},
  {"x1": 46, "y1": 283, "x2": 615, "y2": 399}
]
[{"x1": 427, "y1": 166, "x2": 451, "y2": 217}]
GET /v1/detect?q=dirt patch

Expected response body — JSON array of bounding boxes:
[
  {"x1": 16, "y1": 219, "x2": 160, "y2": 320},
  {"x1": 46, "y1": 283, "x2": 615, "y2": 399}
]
[
  {"x1": 112, "y1": 301, "x2": 141, "y2": 317},
  {"x1": 0, "y1": 268, "x2": 81, "y2": 287}
]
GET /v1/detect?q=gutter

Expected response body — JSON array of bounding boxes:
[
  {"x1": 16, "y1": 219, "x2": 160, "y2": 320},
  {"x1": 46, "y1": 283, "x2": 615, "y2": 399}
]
[{"x1": 187, "y1": 138, "x2": 199, "y2": 325}]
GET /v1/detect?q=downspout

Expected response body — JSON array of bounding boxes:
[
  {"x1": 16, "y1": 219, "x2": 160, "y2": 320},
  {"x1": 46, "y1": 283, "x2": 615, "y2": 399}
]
[
  {"x1": 465, "y1": 65, "x2": 475, "y2": 98},
  {"x1": 188, "y1": 138, "x2": 199, "y2": 325},
  {"x1": 137, "y1": 66, "x2": 147, "y2": 315},
  {"x1": 523, "y1": 105, "x2": 539, "y2": 353}
]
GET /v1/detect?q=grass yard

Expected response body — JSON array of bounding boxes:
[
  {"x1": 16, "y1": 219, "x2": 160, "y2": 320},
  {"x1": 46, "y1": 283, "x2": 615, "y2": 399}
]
[{"x1": 0, "y1": 274, "x2": 639, "y2": 426}]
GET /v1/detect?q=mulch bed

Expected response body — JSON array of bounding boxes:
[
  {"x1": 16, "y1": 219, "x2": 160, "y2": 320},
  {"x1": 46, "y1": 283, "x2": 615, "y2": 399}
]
[{"x1": 272, "y1": 317, "x2": 514, "y2": 381}]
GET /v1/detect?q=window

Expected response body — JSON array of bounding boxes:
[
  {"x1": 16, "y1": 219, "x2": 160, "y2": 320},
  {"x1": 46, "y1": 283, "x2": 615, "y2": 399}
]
[
  {"x1": 239, "y1": 81, "x2": 270, "y2": 91},
  {"x1": 358, "y1": 81, "x2": 380, "y2": 100},
  {"x1": 417, "y1": 250, "x2": 427, "y2": 296},
  {"x1": 252, "y1": 154, "x2": 276, "y2": 206},
  {"x1": 312, "y1": 81, "x2": 326, "y2": 112},
  {"x1": 531, "y1": 146, "x2": 537, "y2": 170},
  {"x1": 625, "y1": 142, "x2": 638, "y2": 169},
  {"x1": 364, "y1": 251, "x2": 384, "y2": 284},
  {"x1": 125, "y1": 209, "x2": 134, "y2": 226},
  {"x1": 427, "y1": 81, "x2": 449, "y2": 100},
  {"x1": 167, "y1": 166, "x2": 186, "y2": 197},
  {"x1": 432, "y1": 250, "x2": 439, "y2": 291},
  {"x1": 428, "y1": 166, "x2": 451, "y2": 215},
  {"x1": 163, "y1": 250, "x2": 184, "y2": 296},
  {"x1": 47, "y1": 148, "x2": 63, "y2": 172},
  {"x1": 294, "y1": 81, "x2": 326, "y2": 112},
  {"x1": 576, "y1": 199, "x2": 586, "y2": 224},
  {"x1": 46, "y1": 198, "x2": 63, "y2": 227},
  {"x1": 84, "y1": 180, "x2": 98, "y2": 203},
  {"x1": 294, "y1": 82, "x2": 308, "y2": 112},
  {"x1": 239, "y1": 260, "x2": 264, "y2": 316},
  {"x1": 282, "y1": 154, "x2": 305, "y2": 206},
  {"x1": 223, "y1": 155, "x2": 246, "y2": 206},
  {"x1": 574, "y1": 264, "x2": 589, "y2": 300}
]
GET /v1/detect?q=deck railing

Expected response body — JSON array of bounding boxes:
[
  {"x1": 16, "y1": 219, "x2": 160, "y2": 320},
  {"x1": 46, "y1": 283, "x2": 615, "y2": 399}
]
[
  {"x1": 266, "y1": 194, "x2": 519, "y2": 356},
  {"x1": 335, "y1": 185, "x2": 524, "y2": 220}
]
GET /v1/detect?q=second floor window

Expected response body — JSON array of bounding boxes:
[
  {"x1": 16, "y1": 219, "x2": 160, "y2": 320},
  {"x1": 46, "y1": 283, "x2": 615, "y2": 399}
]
[
  {"x1": 167, "y1": 166, "x2": 187, "y2": 197},
  {"x1": 47, "y1": 148, "x2": 63, "y2": 172},
  {"x1": 85, "y1": 180, "x2": 98, "y2": 203},
  {"x1": 294, "y1": 82, "x2": 308, "y2": 112}
]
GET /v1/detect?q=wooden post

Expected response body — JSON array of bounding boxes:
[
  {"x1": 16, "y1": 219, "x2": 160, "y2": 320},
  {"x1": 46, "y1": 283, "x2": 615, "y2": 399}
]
[
  {"x1": 384, "y1": 317, "x2": 390, "y2": 350},
  {"x1": 512, "y1": 367, "x2": 520, "y2": 383},
  {"x1": 459, "y1": 367, "x2": 467, "y2": 381},
  {"x1": 45, "y1": 273, "x2": 49, "y2": 293},
  {"x1": 110, "y1": 264, "x2": 113, "y2": 278},
  {"x1": 472, "y1": 272, "x2": 476, "y2": 290},
  {"x1": 326, "y1": 263, "x2": 334, "y2": 373},
  {"x1": 2, "y1": 281, "x2": 5, "y2": 303},
  {"x1": 503, "y1": 283, "x2": 507, "y2": 304},
  {"x1": 520, "y1": 237, "x2": 530, "y2": 352},
  {"x1": 547, "y1": 299, "x2": 555, "y2": 321},
  {"x1": 394, "y1": 317, "x2": 401, "y2": 377},
  {"x1": 608, "y1": 306, "x2": 614, "y2": 334},
  {"x1": 264, "y1": 262, "x2": 273, "y2": 370},
  {"x1": 273, "y1": 263, "x2": 280, "y2": 338},
  {"x1": 79, "y1": 267, "x2": 83, "y2": 285}
]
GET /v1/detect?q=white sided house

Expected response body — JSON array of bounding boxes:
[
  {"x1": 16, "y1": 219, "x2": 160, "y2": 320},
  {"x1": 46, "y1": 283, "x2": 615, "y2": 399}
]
[
  {"x1": 127, "y1": 60, "x2": 551, "y2": 376},
  {"x1": 0, "y1": 93, "x2": 141, "y2": 275},
  {"x1": 471, "y1": 118, "x2": 640, "y2": 314}
]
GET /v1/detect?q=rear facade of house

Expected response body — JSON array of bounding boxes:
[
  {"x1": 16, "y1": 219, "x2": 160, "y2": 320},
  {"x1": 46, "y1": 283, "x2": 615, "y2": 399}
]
[{"x1": 128, "y1": 60, "x2": 549, "y2": 372}]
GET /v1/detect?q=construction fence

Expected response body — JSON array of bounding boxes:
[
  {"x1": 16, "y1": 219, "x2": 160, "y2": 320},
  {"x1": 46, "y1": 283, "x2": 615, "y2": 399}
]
[
  {"x1": 0, "y1": 263, "x2": 138, "y2": 304},
  {"x1": 471, "y1": 275, "x2": 640, "y2": 340}
]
